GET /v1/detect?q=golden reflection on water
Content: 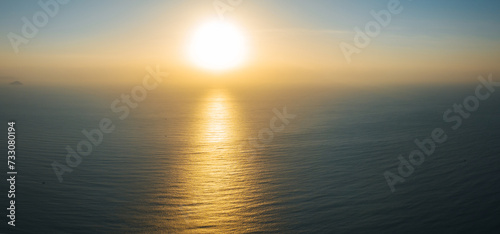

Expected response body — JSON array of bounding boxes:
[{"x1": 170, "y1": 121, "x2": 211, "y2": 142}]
[
  {"x1": 175, "y1": 89, "x2": 263, "y2": 233},
  {"x1": 203, "y1": 92, "x2": 232, "y2": 144}
]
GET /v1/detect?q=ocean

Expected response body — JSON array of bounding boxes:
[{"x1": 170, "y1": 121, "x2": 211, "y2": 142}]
[{"x1": 1, "y1": 81, "x2": 499, "y2": 233}]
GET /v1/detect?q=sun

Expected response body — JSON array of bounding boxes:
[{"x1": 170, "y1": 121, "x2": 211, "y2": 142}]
[{"x1": 187, "y1": 20, "x2": 248, "y2": 71}]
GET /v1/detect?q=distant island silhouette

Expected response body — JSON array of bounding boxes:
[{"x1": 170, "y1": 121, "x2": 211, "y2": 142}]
[{"x1": 9, "y1": 81, "x2": 23, "y2": 85}]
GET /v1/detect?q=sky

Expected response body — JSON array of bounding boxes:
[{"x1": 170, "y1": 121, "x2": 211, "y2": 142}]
[{"x1": 1, "y1": 0, "x2": 499, "y2": 86}]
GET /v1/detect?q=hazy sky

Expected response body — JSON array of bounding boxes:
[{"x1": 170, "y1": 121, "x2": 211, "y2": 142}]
[{"x1": 1, "y1": 0, "x2": 499, "y2": 85}]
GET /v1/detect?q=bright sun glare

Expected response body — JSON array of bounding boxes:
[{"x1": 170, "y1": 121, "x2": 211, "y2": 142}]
[{"x1": 188, "y1": 20, "x2": 248, "y2": 71}]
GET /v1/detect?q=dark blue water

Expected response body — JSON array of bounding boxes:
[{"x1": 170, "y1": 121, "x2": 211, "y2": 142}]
[{"x1": 1, "y1": 82, "x2": 499, "y2": 233}]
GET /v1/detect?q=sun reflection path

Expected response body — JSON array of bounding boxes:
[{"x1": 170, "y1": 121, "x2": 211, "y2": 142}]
[
  {"x1": 175, "y1": 89, "x2": 264, "y2": 233},
  {"x1": 203, "y1": 92, "x2": 233, "y2": 144}
]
